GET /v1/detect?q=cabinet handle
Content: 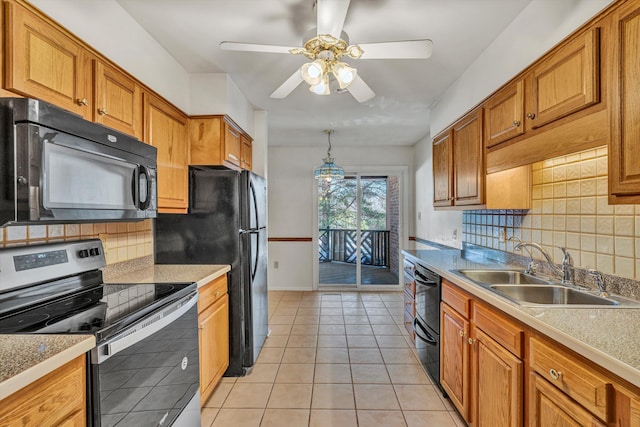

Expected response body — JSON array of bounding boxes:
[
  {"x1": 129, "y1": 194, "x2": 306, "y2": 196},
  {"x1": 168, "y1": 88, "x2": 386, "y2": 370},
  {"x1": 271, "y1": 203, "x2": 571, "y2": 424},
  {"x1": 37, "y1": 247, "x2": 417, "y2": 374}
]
[
  {"x1": 549, "y1": 368, "x2": 563, "y2": 380},
  {"x1": 215, "y1": 291, "x2": 220, "y2": 298},
  {"x1": 76, "y1": 98, "x2": 88, "y2": 106},
  {"x1": 459, "y1": 330, "x2": 465, "y2": 337},
  {"x1": 526, "y1": 112, "x2": 536, "y2": 120},
  {"x1": 98, "y1": 108, "x2": 109, "y2": 116},
  {"x1": 468, "y1": 338, "x2": 475, "y2": 345},
  {"x1": 512, "y1": 120, "x2": 521, "y2": 127}
]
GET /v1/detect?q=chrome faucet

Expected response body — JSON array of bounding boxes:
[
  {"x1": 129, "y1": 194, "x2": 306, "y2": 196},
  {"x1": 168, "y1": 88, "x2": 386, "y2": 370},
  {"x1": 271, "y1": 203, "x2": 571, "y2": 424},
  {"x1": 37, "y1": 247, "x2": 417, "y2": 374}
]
[
  {"x1": 588, "y1": 269, "x2": 608, "y2": 297},
  {"x1": 507, "y1": 236, "x2": 536, "y2": 274},
  {"x1": 512, "y1": 241, "x2": 574, "y2": 286}
]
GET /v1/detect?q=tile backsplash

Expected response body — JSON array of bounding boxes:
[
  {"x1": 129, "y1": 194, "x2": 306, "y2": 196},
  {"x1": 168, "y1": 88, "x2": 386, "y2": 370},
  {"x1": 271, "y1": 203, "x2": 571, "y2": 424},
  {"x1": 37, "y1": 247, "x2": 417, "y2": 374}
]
[
  {"x1": 0, "y1": 220, "x2": 153, "y2": 265},
  {"x1": 463, "y1": 146, "x2": 640, "y2": 280}
]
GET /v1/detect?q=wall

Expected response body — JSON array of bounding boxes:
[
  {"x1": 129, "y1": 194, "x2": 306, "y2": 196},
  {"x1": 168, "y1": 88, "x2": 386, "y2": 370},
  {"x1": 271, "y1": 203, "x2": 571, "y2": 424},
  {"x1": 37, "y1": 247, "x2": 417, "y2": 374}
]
[
  {"x1": 463, "y1": 147, "x2": 640, "y2": 280},
  {"x1": 430, "y1": 0, "x2": 614, "y2": 134},
  {"x1": 268, "y1": 145, "x2": 413, "y2": 290},
  {"x1": 413, "y1": 134, "x2": 463, "y2": 249},
  {"x1": 0, "y1": 220, "x2": 153, "y2": 265}
]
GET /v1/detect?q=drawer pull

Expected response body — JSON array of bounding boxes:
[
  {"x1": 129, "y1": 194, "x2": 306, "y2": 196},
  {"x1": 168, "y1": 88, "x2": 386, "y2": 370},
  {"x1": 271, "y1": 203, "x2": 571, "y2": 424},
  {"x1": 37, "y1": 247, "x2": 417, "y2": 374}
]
[
  {"x1": 215, "y1": 291, "x2": 220, "y2": 297},
  {"x1": 549, "y1": 368, "x2": 563, "y2": 380}
]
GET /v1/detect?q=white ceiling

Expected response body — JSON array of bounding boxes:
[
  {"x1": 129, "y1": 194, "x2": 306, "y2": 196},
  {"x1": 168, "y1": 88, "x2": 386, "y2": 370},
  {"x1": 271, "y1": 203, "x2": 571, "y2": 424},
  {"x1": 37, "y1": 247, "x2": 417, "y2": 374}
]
[{"x1": 115, "y1": 0, "x2": 532, "y2": 147}]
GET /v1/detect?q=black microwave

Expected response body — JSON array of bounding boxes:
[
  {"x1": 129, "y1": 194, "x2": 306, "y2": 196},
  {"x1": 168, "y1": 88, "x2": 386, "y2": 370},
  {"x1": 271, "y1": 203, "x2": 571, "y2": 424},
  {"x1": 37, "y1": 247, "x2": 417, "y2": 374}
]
[{"x1": 0, "y1": 98, "x2": 157, "y2": 227}]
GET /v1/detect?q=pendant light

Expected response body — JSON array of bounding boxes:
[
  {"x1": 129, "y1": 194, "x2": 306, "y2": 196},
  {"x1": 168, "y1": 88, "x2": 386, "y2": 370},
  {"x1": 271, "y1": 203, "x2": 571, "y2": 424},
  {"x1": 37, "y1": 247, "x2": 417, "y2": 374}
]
[{"x1": 314, "y1": 129, "x2": 344, "y2": 181}]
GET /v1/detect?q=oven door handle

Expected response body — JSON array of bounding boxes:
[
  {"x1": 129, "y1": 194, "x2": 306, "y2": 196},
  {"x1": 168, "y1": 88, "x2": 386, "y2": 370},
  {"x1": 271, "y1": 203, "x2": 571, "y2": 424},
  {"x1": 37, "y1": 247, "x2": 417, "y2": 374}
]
[
  {"x1": 413, "y1": 318, "x2": 437, "y2": 346},
  {"x1": 415, "y1": 277, "x2": 437, "y2": 287},
  {"x1": 415, "y1": 269, "x2": 438, "y2": 284},
  {"x1": 99, "y1": 292, "x2": 198, "y2": 363}
]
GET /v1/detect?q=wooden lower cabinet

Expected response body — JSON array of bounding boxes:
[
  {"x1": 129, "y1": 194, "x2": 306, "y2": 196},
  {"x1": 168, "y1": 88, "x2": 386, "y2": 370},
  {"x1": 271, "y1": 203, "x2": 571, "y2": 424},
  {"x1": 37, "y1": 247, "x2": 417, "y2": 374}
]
[
  {"x1": 474, "y1": 328, "x2": 523, "y2": 427},
  {"x1": 198, "y1": 275, "x2": 230, "y2": 405},
  {"x1": 529, "y1": 372, "x2": 606, "y2": 427},
  {"x1": 441, "y1": 301, "x2": 471, "y2": 422},
  {"x1": 0, "y1": 355, "x2": 86, "y2": 426}
]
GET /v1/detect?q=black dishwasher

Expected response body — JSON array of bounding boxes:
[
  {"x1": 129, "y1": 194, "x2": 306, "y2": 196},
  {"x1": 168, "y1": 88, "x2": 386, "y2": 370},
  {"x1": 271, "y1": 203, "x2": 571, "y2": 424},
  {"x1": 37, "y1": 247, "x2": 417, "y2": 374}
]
[{"x1": 407, "y1": 259, "x2": 444, "y2": 392}]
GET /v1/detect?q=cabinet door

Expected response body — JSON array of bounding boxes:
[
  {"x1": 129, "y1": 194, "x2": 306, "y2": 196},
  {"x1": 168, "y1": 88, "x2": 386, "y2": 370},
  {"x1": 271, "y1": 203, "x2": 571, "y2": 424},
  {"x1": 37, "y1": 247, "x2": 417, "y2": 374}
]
[
  {"x1": 453, "y1": 108, "x2": 484, "y2": 206},
  {"x1": 484, "y1": 80, "x2": 525, "y2": 148},
  {"x1": 474, "y1": 328, "x2": 523, "y2": 427},
  {"x1": 525, "y1": 27, "x2": 600, "y2": 130},
  {"x1": 433, "y1": 130, "x2": 453, "y2": 207},
  {"x1": 199, "y1": 293, "x2": 229, "y2": 403},
  {"x1": 609, "y1": 2, "x2": 640, "y2": 202},
  {"x1": 4, "y1": 1, "x2": 92, "y2": 118},
  {"x1": 0, "y1": 356, "x2": 86, "y2": 426},
  {"x1": 224, "y1": 122, "x2": 241, "y2": 167},
  {"x1": 241, "y1": 135, "x2": 253, "y2": 170},
  {"x1": 143, "y1": 93, "x2": 188, "y2": 212},
  {"x1": 441, "y1": 302, "x2": 471, "y2": 422},
  {"x1": 529, "y1": 373, "x2": 606, "y2": 427},
  {"x1": 94, "y1": 60, "x2": 142, "y2": 138}
]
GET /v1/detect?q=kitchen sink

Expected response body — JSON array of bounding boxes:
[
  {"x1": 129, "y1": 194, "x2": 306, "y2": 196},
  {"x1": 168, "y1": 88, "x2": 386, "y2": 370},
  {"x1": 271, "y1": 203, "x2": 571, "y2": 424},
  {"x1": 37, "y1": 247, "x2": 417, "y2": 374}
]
[
  {"x1": 455, "y1": 269, "x2": 552, "y2": 285},
  {"x1": 489, "y1": 285, "x2": 619, "y2": 306}
]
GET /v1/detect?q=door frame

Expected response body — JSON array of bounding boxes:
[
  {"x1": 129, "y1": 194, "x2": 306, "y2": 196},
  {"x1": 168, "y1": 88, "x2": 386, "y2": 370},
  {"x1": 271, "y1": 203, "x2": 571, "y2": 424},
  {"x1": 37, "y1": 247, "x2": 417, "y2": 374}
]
[{"x1": 312, "y1": 165, "x2": 408, "y2": 291}]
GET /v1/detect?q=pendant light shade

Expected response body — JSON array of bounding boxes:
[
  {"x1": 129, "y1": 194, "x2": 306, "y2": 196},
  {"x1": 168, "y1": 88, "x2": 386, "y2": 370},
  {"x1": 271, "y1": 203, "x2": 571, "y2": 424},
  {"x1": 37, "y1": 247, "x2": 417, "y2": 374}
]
[{"x1": 314, "y1": 129, "x2": 344, "y2": 181}]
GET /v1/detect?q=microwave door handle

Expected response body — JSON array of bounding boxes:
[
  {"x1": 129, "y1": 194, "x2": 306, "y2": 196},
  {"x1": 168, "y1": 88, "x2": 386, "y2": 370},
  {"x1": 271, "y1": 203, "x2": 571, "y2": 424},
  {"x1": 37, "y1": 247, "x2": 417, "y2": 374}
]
[
  {"x1": 131, "y1": 168, "x2": 138, "y2": 205},
  {"x1": 138, "y1": 165, "x2": 151, "y2": 210}
]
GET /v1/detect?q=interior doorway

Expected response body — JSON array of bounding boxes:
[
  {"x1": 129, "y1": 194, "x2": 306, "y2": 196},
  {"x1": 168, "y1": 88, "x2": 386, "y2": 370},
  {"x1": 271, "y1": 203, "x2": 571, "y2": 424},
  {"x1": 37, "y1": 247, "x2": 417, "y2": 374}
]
[{"x1": 316, "y1": 172, "x2": 401, "y2": 289}]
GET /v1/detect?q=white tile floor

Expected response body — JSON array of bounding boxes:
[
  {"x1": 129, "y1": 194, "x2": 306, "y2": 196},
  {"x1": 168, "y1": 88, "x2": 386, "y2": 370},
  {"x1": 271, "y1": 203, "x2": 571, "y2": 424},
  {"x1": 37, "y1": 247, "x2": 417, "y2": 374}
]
[{"x1": 201, "y1": 290, "x2": 466, "y2": 427}]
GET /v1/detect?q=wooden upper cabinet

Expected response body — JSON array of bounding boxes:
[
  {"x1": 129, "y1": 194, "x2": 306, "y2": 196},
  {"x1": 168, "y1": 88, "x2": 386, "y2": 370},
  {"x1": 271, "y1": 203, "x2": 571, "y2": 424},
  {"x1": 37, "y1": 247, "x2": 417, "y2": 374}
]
[
  {"x1": 241, "y1": 134, "x2": 253, "y2": 171},
  {"x1": 525, "y1": 27, "x2": 600, "y2": 130},
  {"x1": 432, "y1": 130, "x2": 453, "y2": 207},
  {"x1": 452, "y1": 108, "x2": 484, "y2": 206},
  {"x1": 484, "y1": 80, "x2": 525, "y2": 148},
  {"x1": 94, "y1": 60, "x2": 142, "y2": 138},
  {"x1": 224, "y1": 121, "x2": 241, "y2": 167},
  {"x1": 4, "y1": 1, "x2": 92, "y2": 118},
  {"x1": 143, "y1": 92, "x2": 188, "y2": 213},
  {"x1": 609, "y1": 0, "x2": 640, "y2": 203},
  {"x1": 190, "y1": 115, "x2": 252, "y2": 170}
]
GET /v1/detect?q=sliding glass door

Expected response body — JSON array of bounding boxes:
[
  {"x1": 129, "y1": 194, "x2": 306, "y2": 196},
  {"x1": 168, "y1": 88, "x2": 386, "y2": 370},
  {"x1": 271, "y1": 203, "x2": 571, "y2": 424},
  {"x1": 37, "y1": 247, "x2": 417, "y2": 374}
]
[{"x1": 317, "y1": 173, "x2": 400, "y2": 288}]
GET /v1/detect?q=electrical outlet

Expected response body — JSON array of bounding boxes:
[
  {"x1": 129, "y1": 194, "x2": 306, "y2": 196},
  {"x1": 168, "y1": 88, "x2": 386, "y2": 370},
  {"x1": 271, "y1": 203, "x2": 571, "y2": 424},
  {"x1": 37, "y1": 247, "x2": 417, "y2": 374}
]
[
  {"x1": 417, "y1": 211, "x2": 422, "y2": 220},
  {"x1": 273, "y1": 261, "x2": 279, "y2": 269}
]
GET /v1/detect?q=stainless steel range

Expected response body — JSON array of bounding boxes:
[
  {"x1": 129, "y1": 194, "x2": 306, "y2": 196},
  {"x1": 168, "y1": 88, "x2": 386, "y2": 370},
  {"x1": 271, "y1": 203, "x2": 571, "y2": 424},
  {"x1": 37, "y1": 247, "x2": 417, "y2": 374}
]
[{"x1": 0, "y1": 239, "x2": 200, "y2": 427}]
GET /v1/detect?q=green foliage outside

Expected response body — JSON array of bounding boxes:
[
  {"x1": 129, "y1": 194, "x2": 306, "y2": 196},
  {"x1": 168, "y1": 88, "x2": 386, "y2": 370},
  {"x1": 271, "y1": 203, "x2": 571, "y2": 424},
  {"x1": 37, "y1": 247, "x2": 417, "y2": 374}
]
[{"x1": 318, "y1": 176, "x2": 387, "y2": 230}]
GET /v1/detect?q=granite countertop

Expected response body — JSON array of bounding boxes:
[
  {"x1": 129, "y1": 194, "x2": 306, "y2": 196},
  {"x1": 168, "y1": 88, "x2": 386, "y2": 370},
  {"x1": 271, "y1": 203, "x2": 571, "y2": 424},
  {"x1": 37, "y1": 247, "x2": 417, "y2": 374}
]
[
  {"x1": 403, "y1": 248, "x2": 640, "y2": 389},
  {"x1": 0, "y1": 334, "x2": 95, "y2": 401},
  {"x1": 103, "y1": 263, "x2": 230, "y2": 288}
]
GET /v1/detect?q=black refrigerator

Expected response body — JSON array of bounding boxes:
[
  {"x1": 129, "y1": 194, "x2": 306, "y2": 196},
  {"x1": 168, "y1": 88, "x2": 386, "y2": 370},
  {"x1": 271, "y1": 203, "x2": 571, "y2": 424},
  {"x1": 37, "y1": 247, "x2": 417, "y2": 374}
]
[{"x1": 154, "y1": 167, "x2": 268, "y2": 376}]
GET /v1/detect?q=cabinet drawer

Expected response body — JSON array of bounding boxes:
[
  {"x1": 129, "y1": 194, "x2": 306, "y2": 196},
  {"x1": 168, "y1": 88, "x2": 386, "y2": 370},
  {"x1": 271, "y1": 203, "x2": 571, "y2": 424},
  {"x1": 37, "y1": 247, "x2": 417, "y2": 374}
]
[
  {"x1": 198, "y1": 275, "x2": 228, "y2": 313},
  {"x1": 403, "y1": 260, "x2": 416, "y2": 276},
  {"x1": 529, "y1": 336, "x2": 611, "y2": 421},
  {"x1": 403, "y1": 308, "x2": 415, "y2": 338},
  {"x1": 442, "y1": 280, "x2": 470, "y2": 317},
  {"x1": 404, "y1": 273, "x2": 416, "y2": 296},
  {"x1": 473, "y1": 302, "x2": 524, "y2": 358},
  {"x1": 404, "y1": 289, "x2": 415, "y2": 317}
]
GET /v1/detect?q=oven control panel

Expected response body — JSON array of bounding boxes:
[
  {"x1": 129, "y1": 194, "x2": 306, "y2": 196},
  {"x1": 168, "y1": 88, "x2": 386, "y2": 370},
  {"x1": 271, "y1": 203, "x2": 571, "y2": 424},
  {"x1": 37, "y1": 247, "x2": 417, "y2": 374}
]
[{"x1": 0, "y1": 239, "x2": 106, "y2": 293}]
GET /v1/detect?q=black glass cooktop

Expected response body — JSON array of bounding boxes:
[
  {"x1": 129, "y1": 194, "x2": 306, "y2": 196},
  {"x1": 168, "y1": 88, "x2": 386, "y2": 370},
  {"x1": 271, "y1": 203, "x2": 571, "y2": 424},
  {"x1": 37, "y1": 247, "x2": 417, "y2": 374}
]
[{"x1": 0, "y1": 279, "x2": 196, "y2": 342}]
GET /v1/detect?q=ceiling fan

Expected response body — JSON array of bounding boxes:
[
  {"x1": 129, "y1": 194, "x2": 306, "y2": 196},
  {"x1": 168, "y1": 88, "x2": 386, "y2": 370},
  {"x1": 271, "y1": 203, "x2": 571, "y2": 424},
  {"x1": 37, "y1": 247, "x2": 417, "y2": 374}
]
[{"x1": 220, "y1": 0, "x2": 433, "y2": 103}]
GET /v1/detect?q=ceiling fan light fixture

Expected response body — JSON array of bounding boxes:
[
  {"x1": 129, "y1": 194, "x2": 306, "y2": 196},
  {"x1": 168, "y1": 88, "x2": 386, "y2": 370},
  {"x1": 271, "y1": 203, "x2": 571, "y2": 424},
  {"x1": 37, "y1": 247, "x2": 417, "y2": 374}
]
[
  {"x1": 301, "y1": 59, "x2": 326, "y2": 85},
  {"x1": 332, "y1": 62, "x2": 357, "y2": 89},
  {"x1": 345, "y1": 44, "x2": 364, "y2": 59},
  {"x1": 310, "y1": 74, "x2": 330, "y2": 95}
]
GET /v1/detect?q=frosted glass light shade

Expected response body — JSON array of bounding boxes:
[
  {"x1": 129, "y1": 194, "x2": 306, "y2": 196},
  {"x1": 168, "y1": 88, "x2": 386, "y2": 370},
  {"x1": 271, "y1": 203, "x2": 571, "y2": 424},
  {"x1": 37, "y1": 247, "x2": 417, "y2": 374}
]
[
  {"x1": 332, "y1": 62, "x2": 357, "y2": 89},
  {"x1": 301, "y1": 59, "x2": 326, "y2": 85}
]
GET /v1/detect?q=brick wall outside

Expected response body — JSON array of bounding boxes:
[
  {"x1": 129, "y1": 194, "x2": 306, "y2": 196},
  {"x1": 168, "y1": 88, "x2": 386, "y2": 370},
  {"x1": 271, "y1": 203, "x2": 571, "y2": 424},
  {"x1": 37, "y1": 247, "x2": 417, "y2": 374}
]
[{"x1": 387, "y1": 175, "x2": 400, "y2": 279}]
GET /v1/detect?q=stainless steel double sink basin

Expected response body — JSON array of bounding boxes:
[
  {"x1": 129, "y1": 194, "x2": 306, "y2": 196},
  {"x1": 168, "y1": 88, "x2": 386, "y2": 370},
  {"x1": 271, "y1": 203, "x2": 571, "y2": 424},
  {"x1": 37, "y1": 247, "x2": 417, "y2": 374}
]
[{"x1": 453, "y1": 269, "x2": 640, "y2": 307}]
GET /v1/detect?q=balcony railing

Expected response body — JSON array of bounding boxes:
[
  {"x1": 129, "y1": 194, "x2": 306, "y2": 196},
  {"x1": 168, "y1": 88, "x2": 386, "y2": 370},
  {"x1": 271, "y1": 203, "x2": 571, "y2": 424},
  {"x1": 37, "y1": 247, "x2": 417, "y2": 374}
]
[{"x1": 319, "y1": 228, "x2": 390, "y2": 267}]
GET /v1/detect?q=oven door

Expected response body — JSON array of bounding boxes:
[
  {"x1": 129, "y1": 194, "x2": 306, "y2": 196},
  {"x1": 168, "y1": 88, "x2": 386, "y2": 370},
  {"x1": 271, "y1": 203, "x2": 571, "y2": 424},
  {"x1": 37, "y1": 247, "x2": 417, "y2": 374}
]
[
  {"x1": 14, "y1": 123, "x2": 156, "y2": 223},
  {"x1": 414, "y1": 272, "x2": 440, "y2": 331},
  {"x1": 413, "y1": 317, "x2": 440, "y2": 385},
  {"x1": 89, "y1": 292, "x2": 199, "y2": 427}
]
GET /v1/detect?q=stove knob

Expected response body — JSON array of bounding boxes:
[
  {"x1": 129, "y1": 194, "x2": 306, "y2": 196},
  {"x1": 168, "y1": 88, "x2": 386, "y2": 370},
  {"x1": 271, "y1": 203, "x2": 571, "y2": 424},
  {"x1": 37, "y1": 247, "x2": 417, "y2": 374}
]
[{"x1": 79, "y1": 249, "x2": 89, "y2": 258}]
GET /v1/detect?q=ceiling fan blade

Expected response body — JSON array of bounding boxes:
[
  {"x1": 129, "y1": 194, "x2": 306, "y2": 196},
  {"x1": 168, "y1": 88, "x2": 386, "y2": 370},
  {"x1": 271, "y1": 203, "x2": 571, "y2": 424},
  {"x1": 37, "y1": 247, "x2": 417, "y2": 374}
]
[
  {"x1": 358, "y1": 40, "x2": 433, "y2": 59},
  {"x1": 270, "y1": 69, "x2": 304, "y2": 99},
  {"x1": 220, "y1": 41, "x2": 296, "y2": 54},
  {"x1": 347, "y1": 75, "x2": 375, "y2": 103},
  {"x1": 316, "y1": 0, "x2": 350, "y2": 38}
]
